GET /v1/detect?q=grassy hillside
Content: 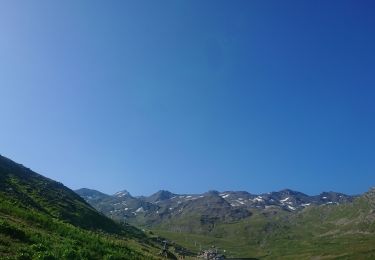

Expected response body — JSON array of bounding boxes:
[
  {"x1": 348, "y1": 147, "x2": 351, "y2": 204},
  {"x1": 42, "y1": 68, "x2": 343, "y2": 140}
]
[
  {"x1": 0, "y1": 155, "x2": 122, "y2": 233},
  {"x1": 0, "y1": 155, "x2": 163, "y2": 259}
]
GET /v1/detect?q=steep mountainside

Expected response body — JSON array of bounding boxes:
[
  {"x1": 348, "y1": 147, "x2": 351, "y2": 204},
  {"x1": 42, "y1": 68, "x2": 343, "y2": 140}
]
[
  {"x1": 0, "y1": 155, "x2": 166, "y2": 259},
  {"x1": 0, "y1": 156, "x2": 122, "y2": 233}
]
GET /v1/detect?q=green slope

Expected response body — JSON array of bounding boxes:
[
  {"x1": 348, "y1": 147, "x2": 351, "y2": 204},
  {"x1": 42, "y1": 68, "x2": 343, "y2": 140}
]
[{"x1": 0, "y1": 155, "x2": 163, "y2": 259}]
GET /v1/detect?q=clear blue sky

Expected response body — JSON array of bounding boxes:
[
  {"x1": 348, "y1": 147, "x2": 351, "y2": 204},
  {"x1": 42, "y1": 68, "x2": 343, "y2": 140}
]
[{"x1": 1, "y1": 1, "x2": 374, "y2": 196}]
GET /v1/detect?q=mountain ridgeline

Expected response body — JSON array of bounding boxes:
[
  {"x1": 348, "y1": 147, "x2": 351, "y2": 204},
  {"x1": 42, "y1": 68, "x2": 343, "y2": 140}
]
[{"x1": 75, "y1": 187, "x2": 355, "y2": 226}]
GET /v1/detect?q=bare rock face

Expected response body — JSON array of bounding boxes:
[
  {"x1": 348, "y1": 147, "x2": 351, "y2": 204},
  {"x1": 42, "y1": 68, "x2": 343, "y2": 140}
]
[{"x1": 364, "y1": 187, "x2": 375, "y2": 207}]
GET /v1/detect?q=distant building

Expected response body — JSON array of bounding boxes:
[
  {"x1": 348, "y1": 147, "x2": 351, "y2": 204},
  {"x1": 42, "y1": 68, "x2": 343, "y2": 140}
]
[{"x1": 197, "y1": 247, "x2": 225, "y2": 260}]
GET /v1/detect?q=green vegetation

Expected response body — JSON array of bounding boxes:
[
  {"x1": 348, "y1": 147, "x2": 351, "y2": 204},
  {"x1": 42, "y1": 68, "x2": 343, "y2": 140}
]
[
  {"x1": 0, "y1": 199, "x2": 159, "y2": 259},
  {"x1": 0, "y1": 155, "x2": 163, "y2": 259}
]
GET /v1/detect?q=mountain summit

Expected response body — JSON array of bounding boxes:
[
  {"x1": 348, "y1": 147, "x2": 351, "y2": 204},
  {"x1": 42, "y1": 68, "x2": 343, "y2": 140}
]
[{"x1": 146, "y1": 190, "x2": 176, "y2": 203}]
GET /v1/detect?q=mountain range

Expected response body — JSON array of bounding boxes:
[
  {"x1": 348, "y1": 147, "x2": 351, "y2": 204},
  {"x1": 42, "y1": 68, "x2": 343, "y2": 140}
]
[
  {"x1": 1, "y1": 153, "x2": 375, "y2": 259},
  {"x1": 76, "y1": 187, "x2": 375, "y2": 259},
  {"x1": 75, "y1": 187, "x2": 355, "y2": 226}
]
